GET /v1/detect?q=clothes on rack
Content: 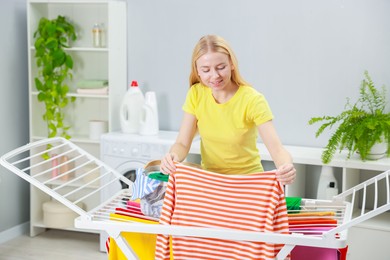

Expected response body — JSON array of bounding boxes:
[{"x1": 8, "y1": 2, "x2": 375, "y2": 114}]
[
  {"x1": 140, "y1": 183, "x2": 166, "y2": 218},
  {"x1": 126, "y1": 200, "x2": 143, "y2": 215},
  {"x1": 287, "y1": 210, "x2": 346, "y2": 259},
  {"x1": 288, "y1": 211, "x2": 338, "y2": 233},
  {"x1": 155, "y1": 164, "x2": 289, "y2": 260},
  {"x1": 288, "y1": 211, "x2": 335, "y2": 217},
  {"x1": 131, "y1": 168, "x2": 163, "y2": 200},
  {"x1": 285, "y1": 197, "x2": 302, "y2": 211}
]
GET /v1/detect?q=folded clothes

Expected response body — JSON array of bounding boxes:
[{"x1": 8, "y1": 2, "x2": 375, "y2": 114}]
[
  {"x1": 77, "y1": 79, "x2": 108, "y2": 88},
  {"x1": 76, "y1": 87, "x2": 109, "y2": 95}
]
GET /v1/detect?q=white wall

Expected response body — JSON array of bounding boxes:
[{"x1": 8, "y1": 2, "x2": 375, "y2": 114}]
[
  {"x1": 0, "y1": 0, "x2": 29, "y2": 238},
  {"x1": 127, "y1": 0, "x2": 390, "y2": 148}
]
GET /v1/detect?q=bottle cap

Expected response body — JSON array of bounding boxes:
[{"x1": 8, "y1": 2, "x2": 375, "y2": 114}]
[{"x1": 131, "y1": 80, "x2": 138, "y2": 87}]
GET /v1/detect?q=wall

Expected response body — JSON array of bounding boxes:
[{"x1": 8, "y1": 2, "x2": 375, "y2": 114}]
[
  {"x1": 0, "y1": 0, "x2": 29, "y2": 242},
  {"x1": 127, "y1": 0, "x2": 390, "y2": 148}
]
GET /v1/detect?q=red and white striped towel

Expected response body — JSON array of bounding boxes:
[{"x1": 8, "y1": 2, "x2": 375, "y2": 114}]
[{"x1": 155, "y1": 164, "x2": 289, "y2": 260}]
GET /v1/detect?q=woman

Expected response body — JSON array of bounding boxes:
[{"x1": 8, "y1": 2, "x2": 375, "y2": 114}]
[{"x1": 160, "y1": 35, "x2": 296, "y2": 185}]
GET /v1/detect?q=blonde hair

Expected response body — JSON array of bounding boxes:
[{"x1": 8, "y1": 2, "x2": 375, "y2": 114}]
[{"x1": 189, "y1": 35, "x2": 250, "y2": 87}]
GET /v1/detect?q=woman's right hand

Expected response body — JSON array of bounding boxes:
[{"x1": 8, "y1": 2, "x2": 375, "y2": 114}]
[{"x1": 160, "y1": 152, "x2": 179, "y2": 174}]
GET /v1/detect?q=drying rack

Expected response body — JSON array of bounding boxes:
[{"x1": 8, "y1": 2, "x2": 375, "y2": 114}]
[{"x1": 1, "y1": 137, "x2": 389, "y2": 260}]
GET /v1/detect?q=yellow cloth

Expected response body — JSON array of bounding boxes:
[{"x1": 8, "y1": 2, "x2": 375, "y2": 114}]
[
  {"x1": 288, "y1": 211, "x2": 336, "y2": 217},
  {"x1": 108, "y1": 213, "x2": 158, "y2": 260},
  {"x1": 183, "y1": 83, "x2": 273, "y2": 174}
]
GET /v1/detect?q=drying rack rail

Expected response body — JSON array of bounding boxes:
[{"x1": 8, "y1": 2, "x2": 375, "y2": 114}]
[
  {"x1": 1, "y1": 137, "x2": 389, "y2": 260},
  {"x1": 0, "y1": 137, "x2": 134, "y2": 218}
]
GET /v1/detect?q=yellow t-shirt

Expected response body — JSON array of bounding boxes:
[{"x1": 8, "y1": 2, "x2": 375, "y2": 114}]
[{"x1": 183, "y1": 83, "x2": 274, "y2": 174}]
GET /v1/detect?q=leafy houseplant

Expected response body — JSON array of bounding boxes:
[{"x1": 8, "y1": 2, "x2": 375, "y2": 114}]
[
  {"x1": 34, "y1": 15, "x2": 77, "y2": 141},
  {"x1": 308, "y1": 71, "x2": 390, "y2": 164}
]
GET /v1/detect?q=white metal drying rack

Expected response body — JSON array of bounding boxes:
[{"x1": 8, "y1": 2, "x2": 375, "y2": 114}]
[{"x1": 1, "y1": 137, "x2": 389, "y2": 260}]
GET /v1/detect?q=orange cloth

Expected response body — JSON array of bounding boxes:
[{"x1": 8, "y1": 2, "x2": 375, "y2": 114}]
[{"x1": 288, "y1": 211, "x2": 335, "y2": 218}]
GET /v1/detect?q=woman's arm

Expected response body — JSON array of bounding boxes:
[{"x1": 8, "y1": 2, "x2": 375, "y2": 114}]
[
  {"x1": 160, "y1": 112, "x2": 198, "y2": 174},
  {"x1": 258, "y1": 120, "x2": 296, "y2": 185}
]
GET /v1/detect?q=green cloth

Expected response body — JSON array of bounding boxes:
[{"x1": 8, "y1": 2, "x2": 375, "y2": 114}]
[
  {"x1": 285, "y1": 197, "x2": 301, "y2": 212},
  {"x1": 147, "y1": 171, "x2": 169, "y2": 182}
]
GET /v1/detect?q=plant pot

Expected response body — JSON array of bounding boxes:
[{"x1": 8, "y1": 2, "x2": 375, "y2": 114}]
[{"x1": 365, "y1": 142, "x2": 387, "y2": 160}]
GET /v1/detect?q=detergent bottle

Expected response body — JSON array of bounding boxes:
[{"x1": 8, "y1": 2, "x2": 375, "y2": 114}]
[
  {"x1": 120, "y1": 80, "x2": 145, "y2": 134},
  {"x1": 317, "y1": 166, "x2": 338, "y2": 200},
  {"x1": 139, "y1": 91, "x2": 159, "y2": 135}
]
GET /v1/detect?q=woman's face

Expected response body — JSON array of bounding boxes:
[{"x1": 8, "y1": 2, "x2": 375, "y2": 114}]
[{"x1": 196, "y1": 51, "x2": 233, "y2": 91}]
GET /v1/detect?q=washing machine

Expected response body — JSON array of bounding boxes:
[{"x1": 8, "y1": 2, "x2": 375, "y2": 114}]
[{"x1": 99, "y1": 130, "x2": 179, "y2": 251}]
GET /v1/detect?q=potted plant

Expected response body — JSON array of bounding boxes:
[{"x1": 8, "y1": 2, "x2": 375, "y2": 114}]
[
  {"x1": 308, "y1": 71, "x2": 390, "y2": 164},
  {"x1": 33, "y1": 15, "x2": 77, "y2": 140}
]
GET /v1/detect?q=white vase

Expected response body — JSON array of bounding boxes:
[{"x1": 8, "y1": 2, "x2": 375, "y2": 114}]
[{"x1": 366, "y1": 142, "x2": 387, "y2": 160}]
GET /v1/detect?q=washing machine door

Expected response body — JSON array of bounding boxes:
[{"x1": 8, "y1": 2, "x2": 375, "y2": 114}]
[
  {"x1": 101, "y1": 160, "x2": 147, "y2": 203},
  {"x1": 116, "y1": 160, "x2": 146, "y2": 188}
]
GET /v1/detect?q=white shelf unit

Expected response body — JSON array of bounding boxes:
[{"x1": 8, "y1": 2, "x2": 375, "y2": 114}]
[
  {"x1": 27, "y1": 0, "x2": 127, "y2": 236},
  {"x1": 189, "y1": 140, "x2": 390, "y2": 259}
]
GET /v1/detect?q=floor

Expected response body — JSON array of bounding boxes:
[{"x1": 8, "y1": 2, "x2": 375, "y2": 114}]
[{"x1": 0, "y1": 229, "x2": 107, "y2": 260}]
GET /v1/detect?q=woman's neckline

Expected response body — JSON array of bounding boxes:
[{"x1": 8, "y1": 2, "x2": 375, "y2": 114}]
[{"x1": 211, "y1": 83, "x2": 240, "y2": 104}]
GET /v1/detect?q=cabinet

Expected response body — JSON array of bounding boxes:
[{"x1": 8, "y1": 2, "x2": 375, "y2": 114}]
[
  {"x1": 189, "y1": 141, "x2": 390, "y2": 259},
  {"x1": 27, "y1": 0, "x2": 127, "y2": 236}
]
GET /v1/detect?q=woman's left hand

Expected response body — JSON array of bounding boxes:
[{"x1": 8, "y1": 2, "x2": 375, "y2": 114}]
[{"x1": 276, "y1": 163, "x2": 296, "y2": 185}]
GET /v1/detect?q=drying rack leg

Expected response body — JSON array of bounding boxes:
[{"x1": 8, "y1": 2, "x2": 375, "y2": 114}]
[
  {"x1": 277, "y1": 244, "x2": 295, "y2": 260},
  {"x1": 108, "y1": 231, "x2": 140, "y2": 260}
]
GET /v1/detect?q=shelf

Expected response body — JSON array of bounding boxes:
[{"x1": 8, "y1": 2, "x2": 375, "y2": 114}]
[
  {"x1": 190, "y1": 140, "x2": 390, "y2": 172},
  {"x1": 29, "y1": 0, "x2": 111, "y2": 4},
  {"x1": 28, "y1": 0, "x2": 127, "y2": 239},
  {"x1": 30, "y1": 46, "x2": 108, "y2": 52},
  {"x1": 31, "y1": 91, "x2": 109, "y2": 99},
  {"x1": 31, "y1": 135, "x2": 102, "y2": 144},
  {"x1": 69, "y1": 93, "x2": 109, "y2": 98},
  {"x1": 255, "y1": 142, "x2": 390, "y2": 172},
  {"x1": 66, "y1": 47, "x2": 108, "y2": 52}
]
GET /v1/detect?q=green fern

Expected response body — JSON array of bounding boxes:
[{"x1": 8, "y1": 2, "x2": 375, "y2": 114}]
[{"x1": 308, "y1": 71, "x2": 390, "y2": 164}]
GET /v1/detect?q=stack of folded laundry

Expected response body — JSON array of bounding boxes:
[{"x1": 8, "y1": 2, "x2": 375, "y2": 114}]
[
  {"x1": 286, "y1": 198, "x2": 348, "y2": 260},
  {"x1": 76, "y1": 79, "x2": 109, "y2": 95},
  {"x1": 288, "y1": 211, "x2": 338, "y2": 235}
]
